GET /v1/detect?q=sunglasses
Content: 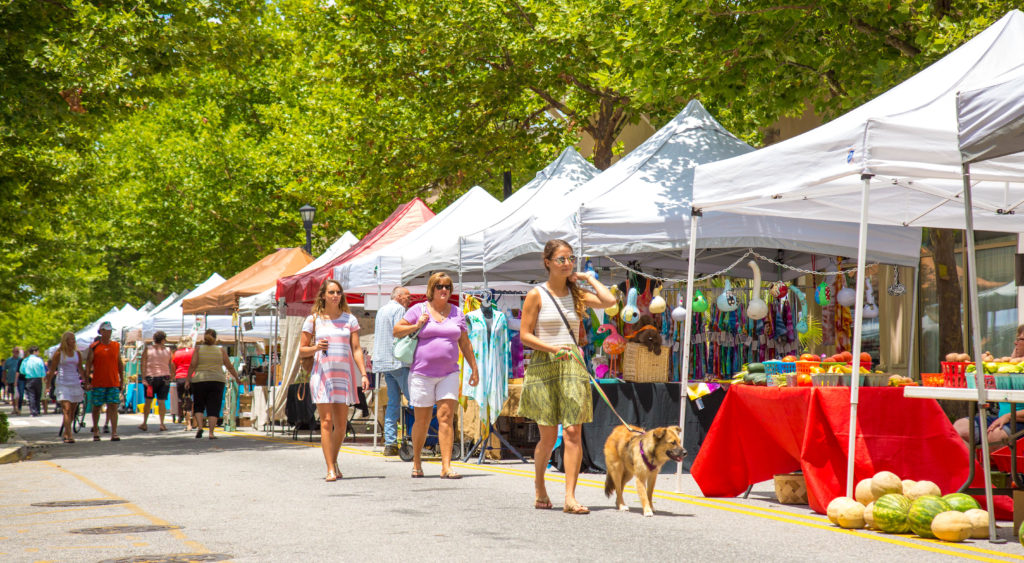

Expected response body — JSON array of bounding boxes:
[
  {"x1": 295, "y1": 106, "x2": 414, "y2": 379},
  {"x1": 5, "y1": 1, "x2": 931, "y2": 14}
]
[
  {"x1": 550, "y1": 255, "x2": 578, "y2": 265},
  {"x1": 435, "y1": 284, "x2": 453, "y2": 291},
  {"x1": 326, "y1": 290, "x2": 343, "y2": 295}
]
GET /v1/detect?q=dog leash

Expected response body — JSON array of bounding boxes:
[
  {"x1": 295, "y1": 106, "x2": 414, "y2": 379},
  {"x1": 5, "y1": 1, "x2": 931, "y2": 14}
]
[{"x1": 540, "y1": 285, "x2": 644, "y2": 435}]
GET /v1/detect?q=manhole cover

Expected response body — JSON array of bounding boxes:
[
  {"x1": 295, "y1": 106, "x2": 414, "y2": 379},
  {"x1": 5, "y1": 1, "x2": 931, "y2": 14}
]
[
  {"x1": 32, "y1": 499, "x2": 127, "y2": 507},
  {"x1": 71, "y1": 524, "x2": 182, "y2": 535},
  {"x1": 98, "y1": 554, "x2": 231, "y2": 563}
]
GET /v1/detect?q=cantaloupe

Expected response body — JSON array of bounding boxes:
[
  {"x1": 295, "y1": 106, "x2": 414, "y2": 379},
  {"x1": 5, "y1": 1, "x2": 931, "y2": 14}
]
[
  {"x1": 871, "y1": 471, "x2": 903, "y2": 499},
  {"x1": 855, "y1": 478, "x2": 875, "y2": 505},
  {"x1": 931, "y1": 511, "x2": 972, "y2": 542},
  {"x1": 901, "y1": 479, "x2": 916, "y2": 495},
  {"x1": 906, "y1": 480, "x2": 941, "y2": 500},
  {"x1": 863, "y1": 501, "x2": 876, "y2": 529},
  {"x1": 827, "y1": 496, "x2": 860, "y2": 525},
  {"x1": 838, "y1": 501, "x2": 867, "y2": 529},
  {"x1": 964, "y1": 508, "x2": 990, "y2": 539}
]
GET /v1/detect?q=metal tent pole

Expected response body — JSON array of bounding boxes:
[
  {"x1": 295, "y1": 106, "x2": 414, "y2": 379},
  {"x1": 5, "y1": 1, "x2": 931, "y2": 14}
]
[
  {"x1": 373, "y1": 257, "x2": 382, "y2": 451},
  {"x1": 676, "y1": 210, "x2": 700, "y2": 492},
  {"x1": 458, "y1": 238, "x2": 465, "y2": 458},
  {"x1": 963, "y1": 163, "x2": 998, "y2": 542},
  {"x1": 908, "y1": 267, "x2": 920, "y2": 379},
  {"x1": 845, "y1": 174, "x2": 872, "y2": 498}
]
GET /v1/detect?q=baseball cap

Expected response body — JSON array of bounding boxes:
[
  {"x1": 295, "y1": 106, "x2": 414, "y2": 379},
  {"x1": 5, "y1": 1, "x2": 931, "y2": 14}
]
[{"x1": 98, "y1": 321, "x2": 113, "y2": 332}]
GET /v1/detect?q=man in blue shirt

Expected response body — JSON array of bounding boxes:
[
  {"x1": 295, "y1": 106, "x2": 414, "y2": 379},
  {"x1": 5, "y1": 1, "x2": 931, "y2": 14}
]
[
  {"x1": 19, "y1": 346, "x2": 47, "y2": 416},
  {"x1": 4, "y1": 347, "x2": 23, "y2": 414},
  {"x1": 373, "y1": 286, "x2": 412, "y2": 457}
]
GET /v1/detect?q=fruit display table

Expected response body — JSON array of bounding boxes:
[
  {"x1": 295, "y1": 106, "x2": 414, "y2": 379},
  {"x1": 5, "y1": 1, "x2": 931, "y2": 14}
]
[{"x1": 691, "y1": 386, "x2": 969, "y2": 514}]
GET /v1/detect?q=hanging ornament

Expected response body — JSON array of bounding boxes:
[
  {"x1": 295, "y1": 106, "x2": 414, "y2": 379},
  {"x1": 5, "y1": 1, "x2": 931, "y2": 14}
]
[
  {"x1": 716, "y1": 279, "x2": 738, "y2": 312},
  {"x1": 671, "y1": 299, "x2": 688, "y2": 322},
  {"x1": 836, "y1": 270, "x2": 856, "y2": 308},
  {"x1": 746, "y1": 260, "x2": 769, "y2": 320},
  {"x1": 887, "y1": 265, "x2": 906, "y2": 296},
  {"x1": 769, "y1": 282, "x2": 788, "y2": 299},
  {"x1": 648, "y1": 285, "x2": 667, "y2": 314},
  {"x1": 815, "y1": 280, "x2": 831, "y2": 306},
  {"x1": 621, "y1": 287, "x2": 640, "y2": 324},
  {"x1": 863, "y1": 277, "x2": 879, "y2": 319},
  {"x1": 692, "y1": 289, "x2": 709, "y2": 313},
  {"x1": 790, "y1": 285, "x2": 809, "y2": 334},
  {"x1": 584, "y1": 258, "x2": 599, "y2": 280},
  {"x1": 598, "y1": 323, "x2": 626, "y2": 356},
  {"x1": 604, "y1": 285, "x2": 621, "y2": 318}
]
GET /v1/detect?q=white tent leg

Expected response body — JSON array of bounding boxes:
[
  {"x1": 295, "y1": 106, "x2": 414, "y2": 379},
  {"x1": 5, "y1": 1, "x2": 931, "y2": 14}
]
[
  {"x1": 845, "y1": 175, "x2": 872, "y2": 498},
  {"x1": 963, "y1": 163, "x2": 997, "y2": 542},
  {"x1": 458, "y1": 239, "x2": 465, "y2": 458},
  {"x1": 373, "y1": 259, "x2": 382, "y2": 451},
  {"x1": 909, "y1": 267, "x2": 920, "y2": 379},
  {"x1": 676, "y1": 211, "x2": 700, "y2": 492}
]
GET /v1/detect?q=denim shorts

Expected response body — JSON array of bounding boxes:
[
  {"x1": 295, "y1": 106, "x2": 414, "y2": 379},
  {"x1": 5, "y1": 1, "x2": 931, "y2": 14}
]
[{"x1": 89, "y1": 386, "x2": 121, "y2": 405}]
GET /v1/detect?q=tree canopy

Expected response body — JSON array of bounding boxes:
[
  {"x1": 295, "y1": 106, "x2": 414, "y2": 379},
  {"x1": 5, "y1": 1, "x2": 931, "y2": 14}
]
[{"x1": 1, "y1": 0, "x2": 1016, "y2": 352}]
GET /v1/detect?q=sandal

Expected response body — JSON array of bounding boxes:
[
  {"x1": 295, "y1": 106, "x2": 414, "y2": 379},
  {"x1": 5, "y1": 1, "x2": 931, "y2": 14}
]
[
  {"x1": 325, "y1": 471, "x2": 338, "y2": 482},
  {"x1": 563, "y1": 503, "x2": 590, "y2": 515},
  {"x1": 159, "y1": 425, "x2": 167, "y2": 432},
  {"x1": 110, "y1": 435, "x2": 120, "y2": 441},
  {"x1": 138, "y1": 424, "x2": 148, "y2": 431},
  {"x1": 63, "y1": 437, "x2": 73, "y2": 444},
  {"x1": 411, "y1": 468, "x2": 424, "y2": 478},
  {"x1": 93, "y1": 435, "x2": 101, "y2": 442},
  {"x1": 534, "y1": 497, "x2": 553, "y2": 510},
  {"x1": 439, "y1": 471, "x2": 462, "y2": 480}
]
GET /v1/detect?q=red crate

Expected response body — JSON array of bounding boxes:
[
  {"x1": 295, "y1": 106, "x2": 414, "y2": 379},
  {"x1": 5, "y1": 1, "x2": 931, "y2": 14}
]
[{"x1": 942, "y1": 361, "x2": 994, "y2": 388}]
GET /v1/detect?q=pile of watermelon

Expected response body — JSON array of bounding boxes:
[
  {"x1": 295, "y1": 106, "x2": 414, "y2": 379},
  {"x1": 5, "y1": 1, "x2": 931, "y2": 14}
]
[{"x1": 825, "y1": 470, "x2": 992, "y2": 543}]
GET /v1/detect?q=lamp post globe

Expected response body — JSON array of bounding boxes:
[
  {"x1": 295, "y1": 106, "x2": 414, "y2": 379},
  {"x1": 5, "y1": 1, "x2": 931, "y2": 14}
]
[{"x1": 299, "y1": 204, "x2": 316, "y2": 254}]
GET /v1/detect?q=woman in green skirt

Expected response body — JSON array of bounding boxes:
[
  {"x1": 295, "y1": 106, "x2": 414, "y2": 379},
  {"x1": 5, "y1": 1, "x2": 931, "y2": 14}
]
[{"x1": 519, "y1": 239, "x2": 616, "y2": 514}]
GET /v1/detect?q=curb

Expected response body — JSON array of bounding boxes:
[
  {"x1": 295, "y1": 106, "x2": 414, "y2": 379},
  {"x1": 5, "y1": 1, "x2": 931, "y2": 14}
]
[{"x1": 0, "y1": 431, "x2": 30, "y2": 464}]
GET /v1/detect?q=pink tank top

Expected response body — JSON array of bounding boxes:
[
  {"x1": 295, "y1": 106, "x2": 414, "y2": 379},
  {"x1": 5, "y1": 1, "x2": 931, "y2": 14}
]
[{"x1": 142, "y1": 345, "x2": 172, "y2": 377}]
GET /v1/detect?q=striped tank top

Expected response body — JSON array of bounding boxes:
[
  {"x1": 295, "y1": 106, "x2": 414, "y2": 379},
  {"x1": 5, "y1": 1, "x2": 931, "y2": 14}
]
[{"x1": 535, "y1": 284, "x2": 579, "y2": 347}]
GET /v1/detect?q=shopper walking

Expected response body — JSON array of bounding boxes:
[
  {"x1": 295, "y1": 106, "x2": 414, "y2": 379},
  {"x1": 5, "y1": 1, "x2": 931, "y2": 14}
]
[
  {"x1": 185, "y1": 329, "x2": 240, "y2": 440},
  {"x1": 299, "y1": 279, "x2": 369, "y2": 481},
  {"x1": 374, "y1": 286, "x2": 412, "y2": 457},
  {"x1": 138, "y1": 331, "x2": 175, "y2": 432},
  {"x1": 518, "y1": 239, "x2": 615, "y2": 514},
  {"x1": 172, "y1": 338, "x2": 195, "y2": 430},
  {"x1": 5, "y1": 347, "x2": 23, "y2": 414},
  {"x1": 19, "y1": 346, "x2": 47, "y2": 417},
  {"x1": 46, "y1": 332, "x2": 85, "y2": 443},
  {"x1": 1, "y1": 349, "x2": 14, "y2": 403},
  {"x1": 85, "y1": 321, "x2": 125, "y2": 441},
  {"x1": 393, "y1": 272, "x2": 479, "y2": 479}
]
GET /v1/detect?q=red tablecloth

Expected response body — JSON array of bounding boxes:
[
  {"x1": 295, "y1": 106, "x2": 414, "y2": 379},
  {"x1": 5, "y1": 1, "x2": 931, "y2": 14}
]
[{"x1": 691, "y1": 386, "x2": 969, "y2": 514}]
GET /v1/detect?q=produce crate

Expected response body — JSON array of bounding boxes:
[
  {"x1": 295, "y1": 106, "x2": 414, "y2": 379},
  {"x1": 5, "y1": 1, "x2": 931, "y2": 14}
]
[
  {"x1": 811, "y1": 374, "x2": 840, "y2": 387},
  {"x1": 794, "y1": 360, "x2": 820, "y2": 376},
  {"x1": 763, "y1": 360, "x2": 796, "y2": 376},
  {"x1": 623, "y1": 342, "x2": 670, "y2": 383}
]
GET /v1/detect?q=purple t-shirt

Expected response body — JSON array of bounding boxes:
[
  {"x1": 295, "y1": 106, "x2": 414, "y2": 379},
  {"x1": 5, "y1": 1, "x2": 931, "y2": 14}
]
[{"x1": 404, "y1": 302, "x2": 466, "y2": 377}]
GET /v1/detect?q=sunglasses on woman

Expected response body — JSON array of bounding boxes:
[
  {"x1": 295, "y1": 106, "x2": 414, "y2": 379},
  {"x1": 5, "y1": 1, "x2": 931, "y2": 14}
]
[
  {"x1": 550, "y1": 256, "x2": 578, "y2": 265},
  {"x1": 326, "y1": 290, "x2": 343, "y2": 295},
  {"x1": 435, "y1": 284, "x2": 453, "y2": 291}
]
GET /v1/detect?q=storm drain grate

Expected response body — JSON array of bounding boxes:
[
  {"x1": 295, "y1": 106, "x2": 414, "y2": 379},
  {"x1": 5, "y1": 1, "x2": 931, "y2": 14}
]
[
  {"x1": 32, "y1": 499, "x2": 127, "y2": 507},
  {"x1": 97, "y1": 553, "x2": 232, "y2": 563},
  {"x1": 71, "y1": 524, "x2": 181, "y2": 535}
]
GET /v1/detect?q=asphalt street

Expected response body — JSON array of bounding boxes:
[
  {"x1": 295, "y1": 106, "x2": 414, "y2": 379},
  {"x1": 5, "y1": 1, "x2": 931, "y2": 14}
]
[{"x1": 4, "y1": 409, "x2": 1024, "y2": 563}]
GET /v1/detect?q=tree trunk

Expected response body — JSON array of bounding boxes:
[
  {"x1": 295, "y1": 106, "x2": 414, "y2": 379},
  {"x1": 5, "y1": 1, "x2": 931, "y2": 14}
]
[
  {"x1": 930, "y1": 228, "x2": 964, "y2": 356},
  {"x1": 588, "y1": 97, "x2": 626, "y2": 170}
]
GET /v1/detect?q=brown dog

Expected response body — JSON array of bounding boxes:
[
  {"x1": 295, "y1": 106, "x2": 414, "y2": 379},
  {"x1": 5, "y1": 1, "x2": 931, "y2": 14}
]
[{"x1": 603, "y1": 424, "x2": 685, "y2": 517}]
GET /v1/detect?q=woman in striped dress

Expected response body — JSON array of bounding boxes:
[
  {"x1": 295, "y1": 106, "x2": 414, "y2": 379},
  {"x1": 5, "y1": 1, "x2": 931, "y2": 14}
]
[
  {"x1": 519, "y1": 239, "x2": 616, "y2": 515},
  {"x1": 299, "y1": 278, "x2": 369, "y2": 481}
]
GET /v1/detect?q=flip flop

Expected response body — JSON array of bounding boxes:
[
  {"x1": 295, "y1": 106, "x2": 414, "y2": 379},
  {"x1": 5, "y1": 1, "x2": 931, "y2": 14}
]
[
  {"x1": 562, "y1": 503, "x2": 590, "y2": 515},
  {"x1": 159, "y1": 425, "x2": 167, "y2": 432},
  {"x1": 534, "y1": 497, "x2": 553, "y2": 510},
  {"x1": 411, "y1": 468, "x2": 424, "y2": 478},
  {"x1": 439, "y1": 471, "x2": 463, "y2": 480},
  {"x1": 137, "y1": 424, "x2": 148, "y2": 431},
  {"x1": 93, "y1": 435, "x2": 101, "y2": 442},
  {"x1": 325, "y1": 471, "x2": 338, "y2": 482},
  {"x1": 110, "y1": 435, "x2": 120, "y2": 441}
]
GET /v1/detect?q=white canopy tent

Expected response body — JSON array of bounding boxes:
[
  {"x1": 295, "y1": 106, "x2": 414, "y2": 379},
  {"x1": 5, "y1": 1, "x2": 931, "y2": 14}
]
[
  {"x1": 142, "y1": 273, "x2": 235, "y2": 339},
  {"x1": 333, "y1": 186, "x2": 501, "y2": 295},
  {"x1": 58, "y1": 306, "x2": 119, "y2": 353},
  {"x1": 238, "y1": 231, "x2": 359, "y2": 314},
  {"x1": 689, "y1": 10, "x2": 1024, "y2": 540},
  {"x1": 484, "y1": 101, "x2": 922, "y2": 282}
]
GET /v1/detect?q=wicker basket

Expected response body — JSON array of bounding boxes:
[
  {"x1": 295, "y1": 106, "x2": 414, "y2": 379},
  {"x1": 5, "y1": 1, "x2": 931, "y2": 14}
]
[
  {"x1": 622, "y1": 342, "x2": 670, "y2": 383},
  {"x1": 773, "y1": 473, "x2": 808, "y2": 504}
]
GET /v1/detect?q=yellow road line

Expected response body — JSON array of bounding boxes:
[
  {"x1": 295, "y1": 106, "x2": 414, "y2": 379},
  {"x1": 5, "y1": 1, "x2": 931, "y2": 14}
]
[
  {"x1": 227, "y1": 432, "x2": 1023, "y2": 561},
  {"x1": 0, "y1": 513, "x2": 136, "y2": 528},
  {"x1": 42, "y1": 462, "x2": 208, "y2": 554}
]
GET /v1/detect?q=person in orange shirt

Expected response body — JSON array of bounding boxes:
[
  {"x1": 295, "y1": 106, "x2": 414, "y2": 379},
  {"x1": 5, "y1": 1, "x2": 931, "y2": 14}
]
[{"x1": 85, "y1": 321, "x2": 125, "y2": 441}]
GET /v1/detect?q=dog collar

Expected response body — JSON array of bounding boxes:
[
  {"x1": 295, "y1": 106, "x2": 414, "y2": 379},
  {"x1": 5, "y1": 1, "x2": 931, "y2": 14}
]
[{"x1": 639, "y1": 439, "x2": 657, "y2": 472}]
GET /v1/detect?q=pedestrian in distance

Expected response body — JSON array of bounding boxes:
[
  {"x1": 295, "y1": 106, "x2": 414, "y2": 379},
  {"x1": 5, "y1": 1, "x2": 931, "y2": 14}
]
[
  {"x1": 5, "y1": 347, "x2": 24, "y2": 414},
  {"x1": 393, "y1": 272, "x2": 479, "y2": 479},
  {"x1": 0, "y1": 351, "x2": 10, "y2": 403},
  {"x1": 185, "y1": 329, "x2": 240, "y2": 440},
  {"x1": 299, "y1": 279, "x2": 370, "y2": 481},
  {"x1": 172, "y1": 337, "x2": 195, "y2": 430},
  {"x1": 518, "y1": 239, "x2": 616, "y2": 514},
  {"x1": 138, "y1": 330, "x2": 175, "y2": 432},
  {"x1": 19, "y1": 346, "x2": 47, "y2": 417},
  {"x1": 373, "y1": 286, "x2": 412, "y2": 457},
  {"x1": 46, "y1": 332, "x2": 86, "y2": 443},
  {"x1": 85, "y1": 321, "x2": 125, "y2": 441}
]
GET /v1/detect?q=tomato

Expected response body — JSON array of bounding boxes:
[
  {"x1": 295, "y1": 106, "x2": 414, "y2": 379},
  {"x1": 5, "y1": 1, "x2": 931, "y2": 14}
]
[
  {"x1": 800, "y1": 353, "x2": 820, "y2": 362},
  {"x1": 798, "y1": 373, "x2": 812, "y2": 386},
  {"x1": 860, "y1": 352, "x2": 872, "y2": 364},
  {"x1": 782, "y1": 355, "x2": 798, "y2": 362}
]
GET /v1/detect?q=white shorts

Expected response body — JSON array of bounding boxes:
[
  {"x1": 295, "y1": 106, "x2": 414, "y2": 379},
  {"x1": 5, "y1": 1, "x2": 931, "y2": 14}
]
[{"x1": 408, "y1": 372, "x2": 460, "y2": 408}]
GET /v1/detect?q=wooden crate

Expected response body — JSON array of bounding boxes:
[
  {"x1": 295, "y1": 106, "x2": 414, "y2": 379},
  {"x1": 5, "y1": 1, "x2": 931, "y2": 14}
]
[
  {"x1": 622, "y1": 342, "x2": 670, "y2": 383},
  {"x1": 236, "y1": 416, "x2": 253, "y2": 428}
]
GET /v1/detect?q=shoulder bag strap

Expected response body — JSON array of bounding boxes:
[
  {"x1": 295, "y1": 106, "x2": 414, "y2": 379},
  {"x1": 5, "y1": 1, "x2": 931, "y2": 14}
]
[{"x1": 538, "y1": 286, "x2": 578, "y2": 346}]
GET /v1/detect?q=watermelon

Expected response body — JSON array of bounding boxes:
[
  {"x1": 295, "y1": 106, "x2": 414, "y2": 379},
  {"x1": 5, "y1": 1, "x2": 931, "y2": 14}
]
[
  {"x1": 942, "y1": 493, "x2": 981, "y2": 513},
  {"x1": 873, "y1": 493, "x2": 912, "y2": 533},
  {"x1": 908, "y1": 495, "x2": 952, "y2": 538},
  {"x1": 748, "y1": 362, "x2": 765, "y2": 373}
]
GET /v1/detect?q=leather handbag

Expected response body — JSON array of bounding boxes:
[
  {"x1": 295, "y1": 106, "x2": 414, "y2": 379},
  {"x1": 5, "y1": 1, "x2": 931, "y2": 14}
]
[{"x1": 300, "y1": 319, "x2": 316, "y2": 375}]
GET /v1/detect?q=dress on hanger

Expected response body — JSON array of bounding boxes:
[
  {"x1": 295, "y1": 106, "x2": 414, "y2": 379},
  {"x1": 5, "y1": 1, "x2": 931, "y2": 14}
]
[{"x1": 463, "y1": 306, "x2": 510, "y2": 425}]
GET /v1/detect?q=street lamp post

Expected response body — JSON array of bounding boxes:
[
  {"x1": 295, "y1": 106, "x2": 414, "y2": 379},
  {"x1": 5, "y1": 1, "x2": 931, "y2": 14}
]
[{"x1": 299, "y1": 204, "x2": 316, "y2": 254}]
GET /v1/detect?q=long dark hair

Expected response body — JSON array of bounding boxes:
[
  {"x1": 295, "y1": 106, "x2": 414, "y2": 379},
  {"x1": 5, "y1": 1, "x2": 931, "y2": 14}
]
[{"x1": 543, "y1": 239, "x2": 585, "y2": 320}]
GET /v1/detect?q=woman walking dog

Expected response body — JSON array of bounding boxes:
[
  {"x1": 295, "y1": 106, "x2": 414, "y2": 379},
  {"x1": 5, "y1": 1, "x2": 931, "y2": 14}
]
[{"x1": 518, "y1": 239, "x2": 615, "y2": 514}]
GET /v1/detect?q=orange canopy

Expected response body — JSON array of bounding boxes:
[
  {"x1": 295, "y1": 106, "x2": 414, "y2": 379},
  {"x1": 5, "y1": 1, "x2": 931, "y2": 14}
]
[{"x1": 182, "y1": 247, "x2": 313, "y2": 315}]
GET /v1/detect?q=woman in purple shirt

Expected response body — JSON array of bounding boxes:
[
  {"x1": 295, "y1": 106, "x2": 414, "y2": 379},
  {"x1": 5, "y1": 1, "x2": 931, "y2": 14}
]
[{"x1": 394, "y1": 272, "x2": 479, "y2": 479}]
